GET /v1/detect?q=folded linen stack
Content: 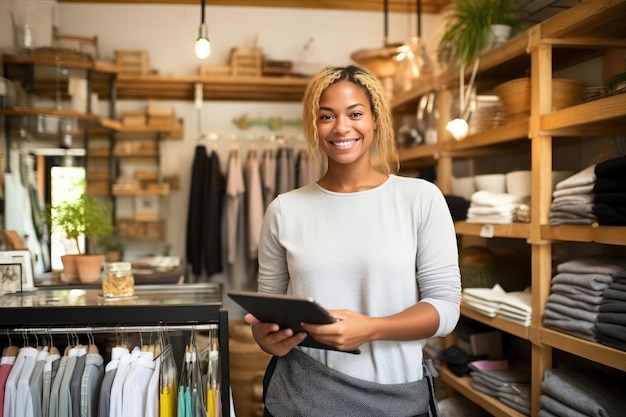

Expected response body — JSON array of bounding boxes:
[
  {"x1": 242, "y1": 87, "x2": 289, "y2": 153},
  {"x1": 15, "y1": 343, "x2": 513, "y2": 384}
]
[
  {"x1": 539, "y1": 367, "x2": 626, "y2": 417},
  {"x1": 544, "y1": 255, "x2": 626, "y2": 342},
  {"x1": 466, "y1": 190, "x2": 525, "y2": 224},
  {"x1": 595, "y1": 269, "x2": 626, "y2": 351},
  {"x1": 592, "y1": 155, "x2": 626, "y2": 225},
  {"x1": 463, "y1": 284, "x2": 532, "y2": 326},
  {"x1": 469, "y1": 361, "x2": 531, "y2": 415},
  {"x1": 549, "y1": 164, "x2": 598, "y2": 225}
]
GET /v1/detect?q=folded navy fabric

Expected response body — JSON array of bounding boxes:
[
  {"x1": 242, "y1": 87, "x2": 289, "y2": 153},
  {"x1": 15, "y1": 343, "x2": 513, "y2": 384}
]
[{"x1": 594, "y1": 155, "x2": 626, "y2": 179}]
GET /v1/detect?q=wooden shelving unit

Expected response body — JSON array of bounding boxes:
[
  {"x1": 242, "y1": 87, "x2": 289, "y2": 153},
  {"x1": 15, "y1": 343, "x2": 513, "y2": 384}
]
[{"x1": 391, "y1": 0, "x2": 626, "y2": 415}]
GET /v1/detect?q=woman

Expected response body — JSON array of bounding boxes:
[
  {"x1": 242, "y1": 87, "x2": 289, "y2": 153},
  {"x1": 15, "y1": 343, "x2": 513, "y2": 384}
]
[{"x1": 245, "y1": 65, "x2": 461, "y2": 417}]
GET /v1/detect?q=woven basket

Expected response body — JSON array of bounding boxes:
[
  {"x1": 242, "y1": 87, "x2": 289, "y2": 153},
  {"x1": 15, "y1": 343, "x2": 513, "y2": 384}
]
[{"x1": 493, "y1": 77, "x2": 586, "y2": 119}]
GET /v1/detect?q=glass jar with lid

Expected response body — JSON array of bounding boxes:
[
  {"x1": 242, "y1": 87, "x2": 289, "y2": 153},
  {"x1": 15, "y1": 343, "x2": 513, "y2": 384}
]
[{"x1": 102, "y1": 262, "x2": 134, "y2": 298}]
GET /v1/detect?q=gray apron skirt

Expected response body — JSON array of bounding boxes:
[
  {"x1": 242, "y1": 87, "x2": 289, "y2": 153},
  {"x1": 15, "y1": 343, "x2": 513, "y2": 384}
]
[{"x1": 263, "y1": 348, "x2": 439, "y2": 417}]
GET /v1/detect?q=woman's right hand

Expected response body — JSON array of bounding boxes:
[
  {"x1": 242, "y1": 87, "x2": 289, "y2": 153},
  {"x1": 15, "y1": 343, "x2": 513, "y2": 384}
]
[{"x1": 244, "y1": 313, "x2": 307, "y2": 357}]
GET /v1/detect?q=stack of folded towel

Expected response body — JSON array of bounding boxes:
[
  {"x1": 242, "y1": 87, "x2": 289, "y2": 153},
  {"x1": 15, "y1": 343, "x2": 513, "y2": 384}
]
[
  {"x1": 463, "y1": 284, "x2": 532, "y2": 326},
  {"x1": 469, "y1": 360, "x2": 531, "y2": 415},
  {"x1": 544, "y1": 255, "x2": 626, "y2": 342},
  {"x1": 549, "y1": 164, "x2": 597, "y2": 225},
  {"x1": 539, "y1": 366, "x2": 626, "y2": 417},
  {"x1": 592, "y1": 155, "x2": 626, "y2": 225},
  {"x1": 595, "y1": 269, "x2": 626, "y2": 351},
  {"x1": 466, "y1": 191, "x2": 524, "y2": 224}
]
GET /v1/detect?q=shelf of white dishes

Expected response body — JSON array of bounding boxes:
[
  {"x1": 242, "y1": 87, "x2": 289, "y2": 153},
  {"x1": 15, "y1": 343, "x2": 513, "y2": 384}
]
[
  {"x1": 540, "y1": 327, "x2": 626, "y2": 372},
  {"x1": 541, "y1": 225, "x2": 626, "y2": 246},
  {"x1": 461, "y1": 304, "x2": 530, "y2": 340},
  {"x1": 439, "y1": 366, "x2": 528, "y2": 417},
  {"x1": 454, "y1": 221, "x2": 531, "y2": 240},
  {"x1": 541, "y1": 94, "x2": 626, "y2": 137}
]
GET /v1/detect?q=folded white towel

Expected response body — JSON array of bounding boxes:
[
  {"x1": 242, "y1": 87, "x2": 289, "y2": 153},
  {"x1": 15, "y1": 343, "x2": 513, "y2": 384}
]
[
  {"x1": 471, "y1": 190, "x2": 523, "y2": 206},
  {"x1": 552, "y1": 184, "x2": 594, "y2": 198},
  {"x1": 555, "y1": 164, "x2": 596, "y2": 190}
]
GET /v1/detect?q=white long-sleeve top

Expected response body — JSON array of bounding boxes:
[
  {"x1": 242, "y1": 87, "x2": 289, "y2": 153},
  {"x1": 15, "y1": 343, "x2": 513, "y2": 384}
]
[{"x1": 258, "y1": 175, "x2": 461, "y2": 384}]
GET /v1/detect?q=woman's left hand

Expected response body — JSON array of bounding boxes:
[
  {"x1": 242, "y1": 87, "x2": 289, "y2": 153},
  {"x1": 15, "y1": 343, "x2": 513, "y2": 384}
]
[{"x1": 300, "y1": 309, "x2": 373, "y2": 352}]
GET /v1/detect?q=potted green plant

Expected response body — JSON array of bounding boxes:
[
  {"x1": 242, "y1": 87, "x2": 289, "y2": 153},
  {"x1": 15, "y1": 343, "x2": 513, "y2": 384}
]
[
  {"x1": 438, "y1": 0, "x2": 523, "y2": 69},
  {"x1": 49, "y1": 195, "x2": 114, "y2": 283}
]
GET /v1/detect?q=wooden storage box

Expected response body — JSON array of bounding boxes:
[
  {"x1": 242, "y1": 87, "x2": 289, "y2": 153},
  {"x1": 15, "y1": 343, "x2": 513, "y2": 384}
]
[
  {"x1": 116, "y1": 219, "x2": 165, "y2": 239},
  {"x1": 230, "y1": 47, "x2": 262, "y2": 77},
  {"x1": 115, "y1": 50, "x2": 150, "y2": 76}
]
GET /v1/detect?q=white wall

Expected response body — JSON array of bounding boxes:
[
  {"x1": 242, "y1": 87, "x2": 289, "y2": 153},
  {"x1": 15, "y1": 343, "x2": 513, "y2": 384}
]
[{"x1": 0, "y1": 0, "x2": 442, "y2": 314}]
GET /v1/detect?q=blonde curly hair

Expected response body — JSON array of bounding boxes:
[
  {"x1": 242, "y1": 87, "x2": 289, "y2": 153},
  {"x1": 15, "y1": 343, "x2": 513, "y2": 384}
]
[{"x1": 302, "y1": 65, "x2": 399, "y2": 175}]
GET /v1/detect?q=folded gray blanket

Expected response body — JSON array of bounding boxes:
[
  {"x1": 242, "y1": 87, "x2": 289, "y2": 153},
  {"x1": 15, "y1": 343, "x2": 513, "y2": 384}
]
[
  {"x1": 541, "y1": 367, "x2": 626, "y2": 417},
  {"x1": 557, "y1": 256, "x2": 626, "y2": 276},
  {"x1": 551, "y1": 283, "x2": 604, "y2": 299},
  {"x1": 500, "y1": 396, "x2": 531, "y2": 416},
  {"x1": 540, "y1": 394, "x2": 592, "y2": 417},
  {"x1": 543, "y1": 318, "x2": 597, "y2": 341},
  {"x1": 602, "y1": 288, "x2": 626, "y2": 302},
  {"x1": 594, "y1": 321, "x2": 626, "y2": 343},
  {"x1": 599, "y1": 300, "x2": 626, "y2": 313},
  {"x1": 552, "y1": 272, "x2": 612, "y2": 291},
  {"x1": 537, "y1": 409, "x2": 560, "y2": 417},
  {"x1": 548, "y1": 292, "x2": 600, "y2": 312},
  {"x1": 545, "y1": 302, "x2": 598, "y2": 322},
  {"x1": 597, "y1": 312, "x2": 626, "y2": 326}
]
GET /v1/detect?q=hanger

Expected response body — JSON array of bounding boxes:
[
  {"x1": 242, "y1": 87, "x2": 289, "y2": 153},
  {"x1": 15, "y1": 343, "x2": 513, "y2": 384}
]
[
  {"x1": 48, "y1": 329, "x2": 60, "y2": 356},
  {"x1": 87, "y1": 328, "x2": 98, "y2": 354},
  {"x1": 2, "y1": 330, "x2": 19, "y2": 357}
]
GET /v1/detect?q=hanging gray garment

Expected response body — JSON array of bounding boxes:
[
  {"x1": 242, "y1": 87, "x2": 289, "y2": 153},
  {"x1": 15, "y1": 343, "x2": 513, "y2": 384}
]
[
  {"x1": 80, "y1": 352, "x2": 104, "y2": 417},
  {"x1": 41, "y1": 354, "x2": 61, "y2": 417},
  {"x1": 70, "y1": 353, "x2": 86, "y2": 417},
  {"x1": 97, "y1": 365, "x2": 117, "y2": 417},
  {"x1": 28, "y1": 351, "x2": 49, "y2": 417},
  {"x1": 58, "y1": 351, "x2": 80, "y2": 417},
  {"x1": 48, "y1": 355, "x2": 68, "y2": 417}
]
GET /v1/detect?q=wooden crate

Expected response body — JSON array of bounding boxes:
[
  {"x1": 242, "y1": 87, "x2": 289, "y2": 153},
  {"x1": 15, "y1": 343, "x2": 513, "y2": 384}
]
[
  {"x1": 230, "y1": 47, "x2": 262, "y2": 77},
  {"x1": 115, "y1": 50, "x2": 150, "y2": 76},
  {"x1": 116, "y1": 219, "x2": 165, "y2": 240},
  {"x1": 198, "y1": 64, "x2": 231, "y2": 77}
]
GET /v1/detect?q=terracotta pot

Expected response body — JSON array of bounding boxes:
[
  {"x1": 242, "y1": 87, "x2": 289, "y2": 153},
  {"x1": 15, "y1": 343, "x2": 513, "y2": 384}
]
[
  {"x1": 75, "y1": 254, "x2": 104, "y2": 283},
  {"x1": 60, "y1": 254, "x2": 80, "y2": 283},
  {"x1": 105, "y1": 250, "x2": 122, "y2": 263}
]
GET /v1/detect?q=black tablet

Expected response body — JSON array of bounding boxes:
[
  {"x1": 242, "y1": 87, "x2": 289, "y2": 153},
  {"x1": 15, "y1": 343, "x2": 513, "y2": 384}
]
[{"x1": 228, "y1": 290, "x2": 360, "y2": 354}]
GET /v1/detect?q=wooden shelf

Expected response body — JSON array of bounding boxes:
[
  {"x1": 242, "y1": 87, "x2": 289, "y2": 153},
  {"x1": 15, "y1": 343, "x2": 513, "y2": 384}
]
[
  {"x1": 439, "y1": 367, "x2": 528, "y2": 417},
  {"x1": 541, "y1": 93, "x2": 626, "y2": 136},
  {"x1": 112, "y1": 188, "x2": 169, "y2": 196},
  {"x1": 116, "y1": 74, "x2": 310, "y2": 102},
  {"x1": 460, "y1": 305, "x2": 530, "y2": 340},
  {"x1": 454, "y1": 221, "x2": 531, "y2": 240},
  {"x1": 397, "y1": 143, "x2": 438, "y2": 163},
  {"x1": 541, "y1": 224, "x2": 626, "y2": 246},
  {"x1": 0, "y1": 107, "x2": 99, "y2": 121},
  {"x1": 540, "y1": 327, "x2": 626, "y2": 372}
]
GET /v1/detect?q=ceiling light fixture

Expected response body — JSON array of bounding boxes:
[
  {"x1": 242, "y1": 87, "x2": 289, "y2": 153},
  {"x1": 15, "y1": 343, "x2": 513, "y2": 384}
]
[{"x1": 194, "y1": 0, "x2": 211, "y2": 59}]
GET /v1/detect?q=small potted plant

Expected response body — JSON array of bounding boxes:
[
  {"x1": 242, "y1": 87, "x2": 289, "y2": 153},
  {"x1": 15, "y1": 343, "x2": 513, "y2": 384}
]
[
  {"x1": 100, "y1": 235, "x2": 125, "y2": 263},
  {"x1": 438, "y1": 0, "x2": 523, "y2": 69},
  {"x1": 49, "y1": 195, "x2": 114, "y2": 283}
]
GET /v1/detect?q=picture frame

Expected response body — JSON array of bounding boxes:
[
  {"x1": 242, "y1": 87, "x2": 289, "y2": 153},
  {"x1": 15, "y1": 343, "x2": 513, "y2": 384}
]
[{"x1": 0, "y1": 250, "x2": 35, "y2": 293}]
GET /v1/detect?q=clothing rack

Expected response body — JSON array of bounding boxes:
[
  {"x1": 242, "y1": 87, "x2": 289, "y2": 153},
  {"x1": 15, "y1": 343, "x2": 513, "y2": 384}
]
[{"x1": 6, "y1": 323, "x2": 219, "y2": 335}]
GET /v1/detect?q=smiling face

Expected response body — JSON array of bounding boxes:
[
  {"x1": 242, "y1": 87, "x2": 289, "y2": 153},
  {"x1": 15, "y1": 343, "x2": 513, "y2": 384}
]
[{"x1": 316, "y1": 80, "x2": 377, "y2": 169}]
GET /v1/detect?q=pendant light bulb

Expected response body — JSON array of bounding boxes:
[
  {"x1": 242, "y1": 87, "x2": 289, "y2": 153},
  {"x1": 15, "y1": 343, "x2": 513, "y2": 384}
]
[
  {"x1": 446, "y1": 118, "x2": 469, "y2": 141},
  {"x1": 195, "y1": 23, "x2": 211, "y2": 59}
]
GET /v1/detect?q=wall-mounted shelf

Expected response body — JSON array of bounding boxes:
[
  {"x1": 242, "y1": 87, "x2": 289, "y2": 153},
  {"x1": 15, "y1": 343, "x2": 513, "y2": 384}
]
[{"x1": 113, "y1": 74, "x2": 310, "y2": 102}]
